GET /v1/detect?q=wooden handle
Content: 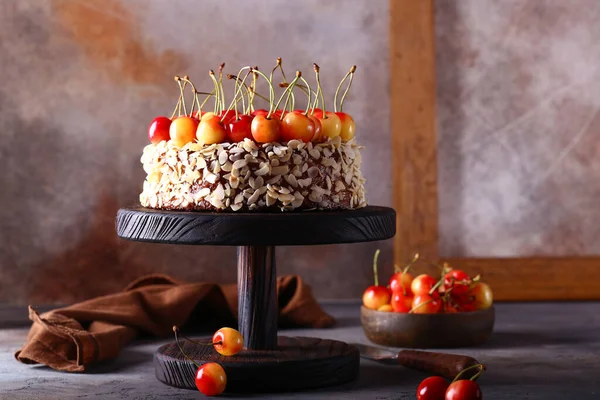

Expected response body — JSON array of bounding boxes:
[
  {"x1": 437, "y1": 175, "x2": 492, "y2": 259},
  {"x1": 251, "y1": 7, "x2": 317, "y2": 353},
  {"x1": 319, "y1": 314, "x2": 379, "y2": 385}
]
[{"x1": 397, "y1": 350, "x2": 479, "y2": 379}]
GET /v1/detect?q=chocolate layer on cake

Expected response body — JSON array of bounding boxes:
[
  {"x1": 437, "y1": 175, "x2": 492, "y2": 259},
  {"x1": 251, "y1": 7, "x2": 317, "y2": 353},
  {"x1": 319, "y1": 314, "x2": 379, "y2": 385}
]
[{"x1": 139, "y1": 137, "x2": 367, "y2": 212}]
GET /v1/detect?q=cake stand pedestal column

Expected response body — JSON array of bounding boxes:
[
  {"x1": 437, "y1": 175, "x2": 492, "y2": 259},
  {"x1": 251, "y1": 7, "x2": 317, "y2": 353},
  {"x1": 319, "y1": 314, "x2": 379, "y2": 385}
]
[{"x1": 116, "y1": 206, "x2": 395, "y2": 392}]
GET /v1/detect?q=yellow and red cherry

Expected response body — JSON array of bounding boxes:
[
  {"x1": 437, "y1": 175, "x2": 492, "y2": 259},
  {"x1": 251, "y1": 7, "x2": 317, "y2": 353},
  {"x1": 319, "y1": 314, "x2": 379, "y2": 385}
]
[
  {"x1": 363, "y1": 285, "x2": 391, "y2": 310},
  {"x1": 251, "y1": 114, "x2": 281, "y2": 143},
  {"x1": 470, "y1": 282, "x2": 493, "y2": 310},
  {"x1": 362, "y1": 250, "x2": 391, "y2": 310},
  {"x1": 212, "y1": 327, "x2": 244, "y2": 356},
  {"x1": 390, "y1": 291, "x2": 413, "y2": 313},
  {"x1": 411, "y1": 274, "x2": 438, "y2": 296},
  {"x1": 411, "y1": 293, "x2": 442, "y2": 314},
  {"x1": 195, "y1": 362, "x2": 227, "y2": 396},
  {"x1": 227, "y1": 115, "x2": 253, "y2": 142},
  {"x1": 378, "y1": 304, "x2": 393, "y2": 312},
  {"x1": 316, "y1": 111, "x2": 342, "y2": 139},
  {"x1": 197, "y1": 114, "x2": 227, "y2": 145},
  {"x1": 389, "y1": 271, "x2": 414, "y2": 295},
  {"x1": 170, "y1": 116, "x2": 199, "y2": 148},
  {"x1": 335, "y1": 112, "x2": 355, "y2": 141},
  {"x1": 148, "y1": 116, "x2": 172, "y2": 144},
  {"x1": 280, "y1": 112, "x2": 316, "y2": 143}
]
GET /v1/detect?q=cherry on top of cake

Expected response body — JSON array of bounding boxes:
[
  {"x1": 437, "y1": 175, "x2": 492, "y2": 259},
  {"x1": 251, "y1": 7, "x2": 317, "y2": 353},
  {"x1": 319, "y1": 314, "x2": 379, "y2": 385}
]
[{"x1": 147, "y1": 60, "x2": 357, "y2": 149}]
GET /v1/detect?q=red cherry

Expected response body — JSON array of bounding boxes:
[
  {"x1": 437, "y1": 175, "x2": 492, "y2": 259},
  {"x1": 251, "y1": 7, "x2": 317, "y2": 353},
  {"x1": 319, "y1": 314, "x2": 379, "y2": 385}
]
[
  {"x1": 148, "y1": 116, "x2": 172, "y2": 144},
  {"x1": 335, "y1": 112, "x2": 355, "y2": 141},
  {"x1": 280, "y1": 112, "x2": 316, "y2": 142},
  {"x1": 170, "y1": 116, "x2": 199, "y2": 148},
  {"x1": 196, "y1": 114, "x2": 227, "y2": 145},
  {"x1": 311, "y1": 108, "x2": 323, "y2": 117},
  {"x1": 227, "y1": 115, "x2": 254, "y2": 142},
  {"x1": 411, "y1": 274, "x2": 438, "y2": 296},
  {"x1": 388, "y1": 271, "x2": 413, "y2": 295},
  {"x1": 362, "y1": 285, "x2": 391, "y2": 310},
  {"x1": 195, "y1": 362, "x2": 227, "y2": 396},
  {"x1": 251, "y1": 115, "x2": 281, "y2": 143},
  {"x1": 445, "y1": 380, "x2": 482, "y2": 400},
  {"x1": 390, "y1": 290, "x2": 413, "y2": 313},
  {"x1": 272, "y1": 109, "x2": 284, "y2": 120},
  {"x1": 218, "y1": 110, "x2": 237, "y2": 124},
  {"x1": 212, "y1": 327, "x2": 244, "y2": 356},
  {"x1": 443, "y1": 270, "x2": 471, "y2": 296},
  {"x1": 417, "y1": 376, "x2": 449, "y2": 400},
  {"x1": 251, "y1": 109, "x2": 269, "y2": 117},
  {"x1": 307, "y1": 114, "x2": 323, "y2": 142},
  {"x1": 411, "y1": 293, "x2": 442, "y2": 314}
]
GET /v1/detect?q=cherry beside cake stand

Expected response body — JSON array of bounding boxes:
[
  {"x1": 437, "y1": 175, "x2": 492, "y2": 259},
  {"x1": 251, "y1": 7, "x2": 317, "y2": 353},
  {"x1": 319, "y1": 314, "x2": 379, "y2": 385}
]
[{"x1": 116, "y1": 205, "x2": 395, "y2": 393}]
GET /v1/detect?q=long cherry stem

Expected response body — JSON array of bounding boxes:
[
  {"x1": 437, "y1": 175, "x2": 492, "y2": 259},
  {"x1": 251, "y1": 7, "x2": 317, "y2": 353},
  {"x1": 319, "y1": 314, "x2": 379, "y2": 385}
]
[
  {"x1": 221, "y1": 68, "x2": 251, "y2": 123},
  {"x1": 298, "y1": 76, "x2": 313, "y2": 115},
  {"x1": 333, "y1": 65, "x2": 356, "y2": 112},
  {"x1": 209, "y1": 70, "x2": 221, "y2": 114},
  {"x1": 451, "y1": 363, "x2": 486, "y2": 383},
  {"x1": 218, "y1": 63, "x2": 226, "y2": 112},
  {"x1": 252, "y1": 68, "x2": 276, "y2": 119},
  {"x1": 372, "y1": 249, "x2": 381, "y2": 286},
  {"x1": 274, "y1": 72, "x2": 300, "y2": 117},
  {"x1": 338, "y1": 65, "x2": 356, "y2": 112},
  {"x1": 173, "y1": 326, "x2": 201, "y2": 369},
  {"x1": 313, "y1": 63, "x2": 327, "y2": 118}
]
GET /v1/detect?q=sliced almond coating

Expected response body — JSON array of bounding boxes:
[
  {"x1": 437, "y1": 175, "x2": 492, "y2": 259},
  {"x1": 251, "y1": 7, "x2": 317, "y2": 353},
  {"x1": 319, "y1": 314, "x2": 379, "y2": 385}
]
[
  {"x1": 231, "y1": 203, "x2": 243, "y2": 211},
  {"x1": 271, "y1": 158, "x2": 280, "y2": 167},
  {"x1": 271, "y1": 165, "x2": 289, "y2": 176},
  {"x1": 323, "y1": 147, "x2": 332, "y2": 158},
  {"x1": 307, "y1": 166, "x2": 319, "y2": 178},
  {"x1": 205, "y1": 172, "x2": 218, "y2": 184},
  {"x1": 309, "y1": 148, "x2": 321, "y2": 160},
  {"x1": 285, "y1": 174, "x2": 298, "y2": 187},
  {"x1": 292, "y1": 154, "x2": 303, "y2": 165},
  {"x1": 279, "y1": 186, "x2": 291, "y2": 194},
  {"x1": 242, "y1": 139, "x2": 257, "y2": 152},
  {"x1": 287, "y1": 140, "x2": 302, "y2": 150},
  {"x1": 335, "y1": 180, "x2": 345, "y2": 192},
  {"x1": 234, "y1": 193, "x2": 244, "y2": 204},
  {"x1": 233, "y1": 159, "x2": 247, "y2": 170},
  {"x1": 248, "y1": 189, "x2": 261, "y2": 204},
  {"x1": 266, "y1": 175, "x2": 282, "y2": 185},
  {"x1": 255, "y1": 162, "x2": 270, "y2": 176},
  {"x1": 218, "y1": 150, "x2": 229, "y2": 165},
  {"x1": 214, "y1": 183, "x2": 225, "y2": 200},
  {"x1": 297, "y1": 177, "x2": 312, "y2": 188},
  {"x1": 291, "y1": 166, "x2": 302, "y2": 178},
  {"x1": 277, "y1": 193, "x2": 294, "y2": 202},
  {"x1": 254, "y1": 176, "x2": 264, "y2": 189},
  {"x1": 258, "y1": 185, "x2": 268, "y2": 195},
  {"x1": 195, "y1": 187, "x2": 211, "y2": 200},
  {"x1": 221, "y1": 161, "x2": 233, "y2": 172},
  {"x1": 266, "y1": 193, "x2": 276, "y2": 206},
  {"x1": 326, "y1": 176, "x2": 332, "y2": 191}
]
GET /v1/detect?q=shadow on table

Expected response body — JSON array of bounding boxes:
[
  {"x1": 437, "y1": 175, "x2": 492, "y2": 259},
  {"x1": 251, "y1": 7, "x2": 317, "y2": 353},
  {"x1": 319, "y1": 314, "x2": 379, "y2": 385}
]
[{"x1": 480, "y1": 330, "x2": 585, "y2": 349}]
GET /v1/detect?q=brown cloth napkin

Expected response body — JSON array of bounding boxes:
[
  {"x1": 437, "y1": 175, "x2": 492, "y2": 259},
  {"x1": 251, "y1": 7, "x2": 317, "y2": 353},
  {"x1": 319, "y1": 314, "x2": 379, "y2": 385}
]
[{"x1": 15, "y1": 274, "x2": 335, "y2": 372}]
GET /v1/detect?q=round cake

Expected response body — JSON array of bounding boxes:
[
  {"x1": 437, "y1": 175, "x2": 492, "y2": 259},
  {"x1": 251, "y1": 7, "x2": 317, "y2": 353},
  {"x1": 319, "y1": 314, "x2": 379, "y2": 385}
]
[{"x1": 139, "y1": 62, "x2": 366, "y2": 212}]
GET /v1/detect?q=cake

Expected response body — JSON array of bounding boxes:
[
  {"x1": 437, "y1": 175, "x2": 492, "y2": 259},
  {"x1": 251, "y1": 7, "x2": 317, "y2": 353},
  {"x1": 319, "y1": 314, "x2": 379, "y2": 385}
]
[{"x1": 139, "y1": 62, "x2": 367, "y2": 212}]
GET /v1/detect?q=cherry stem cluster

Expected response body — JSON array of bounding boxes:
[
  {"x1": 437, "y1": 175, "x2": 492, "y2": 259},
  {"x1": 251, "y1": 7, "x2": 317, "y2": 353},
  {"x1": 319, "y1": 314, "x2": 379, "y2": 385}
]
[{"x1": 334, "y1": 65, "x2": 356, "y2": 112}]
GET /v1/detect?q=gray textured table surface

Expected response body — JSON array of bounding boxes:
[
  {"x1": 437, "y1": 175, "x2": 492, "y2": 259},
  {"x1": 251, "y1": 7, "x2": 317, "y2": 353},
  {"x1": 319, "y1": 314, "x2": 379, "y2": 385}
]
[{"x1": 1, "y1": 302, "x2": 599, "y2": 399}]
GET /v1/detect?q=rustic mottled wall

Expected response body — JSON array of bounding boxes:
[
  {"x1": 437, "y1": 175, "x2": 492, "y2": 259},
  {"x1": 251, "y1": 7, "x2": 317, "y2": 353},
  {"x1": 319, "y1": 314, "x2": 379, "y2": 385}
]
[
  {"x1": 2, "y1": 0, "x2": 598, "y2": 305},
  {"x1": 0, "y1": 0, "x2": 391, "y2": 304},
  {"x1": 437, "y1": 0, "x2": 600, "y2": 257}
]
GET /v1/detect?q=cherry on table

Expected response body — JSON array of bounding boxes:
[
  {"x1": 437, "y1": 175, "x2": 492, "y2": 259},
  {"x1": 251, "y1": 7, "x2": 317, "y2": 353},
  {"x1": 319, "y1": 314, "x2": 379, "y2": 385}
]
[
  {"x1": 195, "y1": 362, "x2": 227, "y2": 396},
  {"x1": 445, "y1": 380, "x2": 482, "y2": 400},
  {"x1": 148, "y1": 116, "x2": 172, "y2": 144},
  {"x1": 212, "y1": 327, "x2": 244, "y2": 356},
  {"x1": 417, "y1": 376, "x2": 449, "y2": 400}
]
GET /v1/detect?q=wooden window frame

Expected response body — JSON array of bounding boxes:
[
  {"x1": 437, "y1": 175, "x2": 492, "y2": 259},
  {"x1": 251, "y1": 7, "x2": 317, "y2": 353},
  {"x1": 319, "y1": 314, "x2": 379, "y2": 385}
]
[{"x1": 390, "y1": 0, "x2": 600, "y2": 300}]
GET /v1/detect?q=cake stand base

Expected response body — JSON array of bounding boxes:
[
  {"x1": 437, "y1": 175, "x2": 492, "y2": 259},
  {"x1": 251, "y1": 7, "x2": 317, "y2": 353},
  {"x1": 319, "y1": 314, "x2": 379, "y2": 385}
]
[{"x1": 154, "y1": 336, "x2": 359, "y2": 392}]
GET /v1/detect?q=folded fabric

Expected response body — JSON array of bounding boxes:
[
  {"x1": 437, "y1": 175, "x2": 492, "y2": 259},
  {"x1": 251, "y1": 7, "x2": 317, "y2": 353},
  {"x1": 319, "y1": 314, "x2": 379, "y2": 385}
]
[{"x1": 15, "y1": 274, "x2": 335, "y2": 372}]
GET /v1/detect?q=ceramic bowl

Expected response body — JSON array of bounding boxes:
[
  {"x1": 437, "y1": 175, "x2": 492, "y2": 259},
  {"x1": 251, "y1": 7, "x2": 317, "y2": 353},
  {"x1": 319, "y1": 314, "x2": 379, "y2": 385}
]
[{"x1": 360, "y1": 306, "x2": 495, "y2": 348}]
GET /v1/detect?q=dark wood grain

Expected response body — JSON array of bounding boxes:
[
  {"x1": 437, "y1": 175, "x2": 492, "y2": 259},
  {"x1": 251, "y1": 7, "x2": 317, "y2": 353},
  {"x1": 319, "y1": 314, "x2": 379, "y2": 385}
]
[
  {"x1": 361, "y1": 306, "x2": 495, "y2": 348},
  {"x1": 396, "y1": 350, "x2": 479, "y2": 379},
  {"x1": 116, "y1": 206, "x2": 395, "y2": 246},
  {"x1": 154, "y1": 336, "x2": 360, "y2": 392},
  {"x1": 237, "y1": 246, "x2": 277, "y2": 350}
]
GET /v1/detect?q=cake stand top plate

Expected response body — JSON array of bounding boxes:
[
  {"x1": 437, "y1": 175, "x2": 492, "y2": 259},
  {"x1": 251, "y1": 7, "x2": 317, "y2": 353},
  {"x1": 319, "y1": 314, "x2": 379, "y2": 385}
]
[{"x1": 116, "y1": 205, "x2": 395, "y2": 246}]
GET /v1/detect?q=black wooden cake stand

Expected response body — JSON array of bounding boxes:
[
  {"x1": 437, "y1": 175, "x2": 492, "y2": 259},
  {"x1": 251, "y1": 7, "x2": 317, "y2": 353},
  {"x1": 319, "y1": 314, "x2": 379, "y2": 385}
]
[{"x1": 116, "y1": 205, "x2": 395, "y2": 392}]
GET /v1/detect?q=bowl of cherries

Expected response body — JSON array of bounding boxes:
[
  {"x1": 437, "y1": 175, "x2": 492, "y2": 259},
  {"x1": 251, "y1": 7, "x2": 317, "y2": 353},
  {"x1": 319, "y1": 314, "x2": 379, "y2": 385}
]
[{"x1": 361, "y1": 251, "x2": 495, "y2": 348}]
